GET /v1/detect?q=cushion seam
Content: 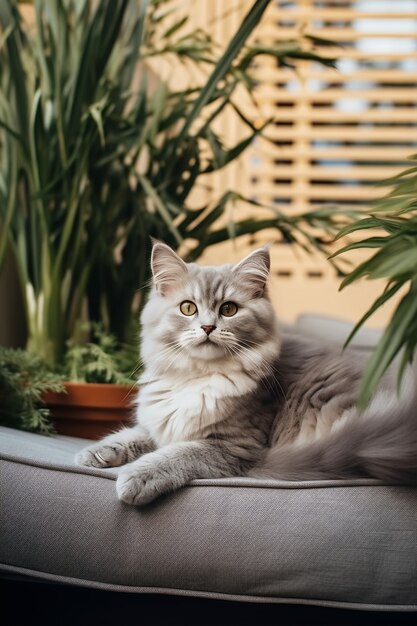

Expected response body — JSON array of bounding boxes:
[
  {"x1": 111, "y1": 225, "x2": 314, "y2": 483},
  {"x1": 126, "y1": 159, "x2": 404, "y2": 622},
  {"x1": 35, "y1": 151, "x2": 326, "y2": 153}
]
[{"x1": 0, "y1": 453, "x2": 390, "y2": 489}]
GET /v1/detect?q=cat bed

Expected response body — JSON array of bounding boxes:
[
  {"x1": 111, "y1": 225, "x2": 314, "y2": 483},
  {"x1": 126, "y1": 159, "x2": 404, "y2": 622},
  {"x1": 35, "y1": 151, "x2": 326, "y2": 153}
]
[{"x1": 0, "y1": 425, "x2": 416, "y2": 612}]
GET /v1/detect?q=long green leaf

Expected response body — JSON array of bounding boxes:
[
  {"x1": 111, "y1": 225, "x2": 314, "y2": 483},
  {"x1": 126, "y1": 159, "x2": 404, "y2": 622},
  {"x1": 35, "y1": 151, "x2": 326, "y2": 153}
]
[
  {"x1": 169, "y1": 0, "x2": 270, "y2": 154},
  {"x1": 339, "y1": 238, "x2": 412, "y2": 289},
  {"x1": 330, "y1": 236, "x2": 390, "y2": 258},
  {"x1": 204, "y1": 121, "x2": 268, "y2": 173},
  {"x1": 138, "y1": 174, "x2": 183, "y2": 245},
  {"x1": 66, "y1": 0, "x2": 129, "y2": 137},
  {"x1": 0, "y1": 135, "x2": 17, "y2": 265},
  {"x1": 0, "y1": 1, "x2": 29, "y2": 154},
  {"x1": 334, "y1": 216, "x2": 387, "y2": 240},
  {"x1": 358, "y1": 286, "x2": 417, "y2": 407},
  {"x1": 343, "y1": 281, "x2": 404, "y2": 350},
  {"x1": 0, "y1": 118, "x2": 23, "y2": 142},
  {"x1": 187, "y1": 192, "x2": 238, "y2": 238}
]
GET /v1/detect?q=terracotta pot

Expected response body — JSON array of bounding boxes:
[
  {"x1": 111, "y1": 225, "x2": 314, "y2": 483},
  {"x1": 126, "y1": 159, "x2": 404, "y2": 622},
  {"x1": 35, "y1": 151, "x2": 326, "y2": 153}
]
[{"x1": 43, "y1": 382, "x2": 137, "y2": 440}]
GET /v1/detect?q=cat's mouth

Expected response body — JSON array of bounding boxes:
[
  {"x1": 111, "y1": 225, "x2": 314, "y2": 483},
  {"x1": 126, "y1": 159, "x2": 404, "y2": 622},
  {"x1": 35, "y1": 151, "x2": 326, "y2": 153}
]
[
  {"x1": 195, "y1": 336, "x2": 222, "y2": 350},
  {"x1": 184, "y1": 334, "x2": 228, "y2": 360}
]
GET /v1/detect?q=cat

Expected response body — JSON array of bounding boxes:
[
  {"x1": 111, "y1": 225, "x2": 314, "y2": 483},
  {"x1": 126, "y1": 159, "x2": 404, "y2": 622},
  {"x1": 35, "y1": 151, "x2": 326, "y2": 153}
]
[{"x1": 75, "y1": 241, "x2": 417, "y2": 505}]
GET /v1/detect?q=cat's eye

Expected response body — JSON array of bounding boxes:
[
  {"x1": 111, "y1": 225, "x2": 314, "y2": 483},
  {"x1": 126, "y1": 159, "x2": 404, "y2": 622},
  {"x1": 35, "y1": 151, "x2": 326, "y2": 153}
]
[
  {"x1": 180, "y1": 301, "x2": 197, "y2": 316},
  {"x1": 220, "y1": 302, "x2": 238, "y2": 317}
]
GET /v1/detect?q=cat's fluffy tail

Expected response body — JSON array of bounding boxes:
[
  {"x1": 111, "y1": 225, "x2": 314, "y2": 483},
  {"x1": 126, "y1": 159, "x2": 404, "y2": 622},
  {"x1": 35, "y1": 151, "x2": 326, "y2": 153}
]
[{"x1": 250, "y1": 365, "x2": 417, "y2": 485}]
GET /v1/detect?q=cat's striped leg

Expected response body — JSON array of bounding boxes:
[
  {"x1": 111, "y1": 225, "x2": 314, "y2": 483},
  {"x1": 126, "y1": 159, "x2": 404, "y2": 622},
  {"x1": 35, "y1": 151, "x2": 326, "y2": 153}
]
[{"x1": 75, "y1": 426, "x2": 155, "y2": 469}]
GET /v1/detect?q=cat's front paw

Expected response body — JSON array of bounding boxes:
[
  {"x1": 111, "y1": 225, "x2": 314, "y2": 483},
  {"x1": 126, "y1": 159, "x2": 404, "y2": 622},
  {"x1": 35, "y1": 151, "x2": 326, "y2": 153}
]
[
  {"x1": 116, "y1": 464, "x2": 170, "y2": 506},
  {"x1": 75, "y1": 442, "x2": 127, "y2": 469}
]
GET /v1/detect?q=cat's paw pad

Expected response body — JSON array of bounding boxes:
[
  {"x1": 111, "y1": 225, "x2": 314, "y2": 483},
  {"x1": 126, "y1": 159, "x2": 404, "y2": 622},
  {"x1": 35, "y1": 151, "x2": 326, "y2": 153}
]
[
  {"x1": 75, "y1": 443, "x2": 126, "y2": 468},
  {"x1": 116, "y1": 467, "x2": 166, "y2": 506}
]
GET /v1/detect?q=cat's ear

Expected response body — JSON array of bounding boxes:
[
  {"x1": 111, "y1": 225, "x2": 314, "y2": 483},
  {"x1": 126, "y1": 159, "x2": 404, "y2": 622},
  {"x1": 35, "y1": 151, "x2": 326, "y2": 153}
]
[
  {"x1": 232, "y1": 247, "x2": 270, "y2": 297},
  {"x1": 151, "y1": 240, "x2": 188, "y2": 295}
]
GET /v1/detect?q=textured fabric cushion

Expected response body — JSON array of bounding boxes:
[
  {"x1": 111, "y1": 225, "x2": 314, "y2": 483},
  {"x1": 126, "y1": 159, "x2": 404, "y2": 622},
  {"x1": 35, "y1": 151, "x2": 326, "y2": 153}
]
[{"x1": 0, "y1": 426, "x2": 416, "y2": 612}]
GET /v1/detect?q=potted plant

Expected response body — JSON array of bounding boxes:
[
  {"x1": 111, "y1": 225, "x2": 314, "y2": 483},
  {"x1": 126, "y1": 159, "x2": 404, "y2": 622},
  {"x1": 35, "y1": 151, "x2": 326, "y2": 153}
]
[
  {"x1": 0, "y1": 0, "x2": 340, "y2": 437},
  {"x1": 42, "y1": 325, "x2": 139, "y2": 439},
  {"x1": 0, "y1": 326, "x2": 138, "y2": 439}
]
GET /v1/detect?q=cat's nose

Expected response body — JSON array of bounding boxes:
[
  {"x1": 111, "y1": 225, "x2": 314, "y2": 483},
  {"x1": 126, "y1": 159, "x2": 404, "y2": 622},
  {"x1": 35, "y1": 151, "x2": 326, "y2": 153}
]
[{"x1": 201, "y1": 325, "x2": 216, "y2": 335}]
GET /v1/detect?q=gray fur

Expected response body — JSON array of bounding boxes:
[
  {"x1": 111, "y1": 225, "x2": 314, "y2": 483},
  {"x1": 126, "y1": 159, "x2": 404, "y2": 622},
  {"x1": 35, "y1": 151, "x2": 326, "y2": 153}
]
[{"x1": 76, "y1": 242, "x2": 417, "y2": 505}]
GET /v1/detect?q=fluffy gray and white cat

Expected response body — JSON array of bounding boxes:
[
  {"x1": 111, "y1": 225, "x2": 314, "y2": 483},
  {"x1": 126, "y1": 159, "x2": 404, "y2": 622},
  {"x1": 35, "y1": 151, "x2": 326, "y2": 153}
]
[{"x1": 76, "y1": 242, "x2": 417, "y2": 505}]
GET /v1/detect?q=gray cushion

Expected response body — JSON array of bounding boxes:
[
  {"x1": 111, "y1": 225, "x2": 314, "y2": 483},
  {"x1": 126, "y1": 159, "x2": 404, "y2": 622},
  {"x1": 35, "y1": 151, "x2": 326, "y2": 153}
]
[{"x1": 0, "y1": 426, "x2": 416, "y2": 611}]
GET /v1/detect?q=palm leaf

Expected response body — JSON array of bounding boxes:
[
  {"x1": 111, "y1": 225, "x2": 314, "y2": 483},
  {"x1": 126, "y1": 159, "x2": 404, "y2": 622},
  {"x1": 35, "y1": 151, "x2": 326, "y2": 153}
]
[
  {"x1": 168, "y1": 0, "x2": 270, "y2": 155},
  {"x1": 358, "y1": 287, "x2": 417, "y2": 407}
]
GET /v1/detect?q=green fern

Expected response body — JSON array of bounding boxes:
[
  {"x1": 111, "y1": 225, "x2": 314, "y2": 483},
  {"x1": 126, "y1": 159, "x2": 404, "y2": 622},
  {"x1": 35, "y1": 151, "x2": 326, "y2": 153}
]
[
  {"x1": 0, "y1": 347, "x2": 65, "y2": 434},
  {"x1": 64, "y1": 323, "x2": 139, "y2": 385}
]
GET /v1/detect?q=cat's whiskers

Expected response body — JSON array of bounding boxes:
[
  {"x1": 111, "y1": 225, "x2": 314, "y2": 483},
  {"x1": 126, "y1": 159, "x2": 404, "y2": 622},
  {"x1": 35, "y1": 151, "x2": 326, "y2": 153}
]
[
  {"x1": 153, "y1": 340, "x2": 183, "y2": 361},
  {"x1": 148, "y1": 340, "x2": 186, "y2": 375},
  {"x1": 180, "y1": 328, "x2": 204, "y2": 348},
  {"x1": 161, "y1": 341, "x2": 190, "y2": 374},
  {"x1": 128, "y1": 358, "x2": 144, "y2": 381}
]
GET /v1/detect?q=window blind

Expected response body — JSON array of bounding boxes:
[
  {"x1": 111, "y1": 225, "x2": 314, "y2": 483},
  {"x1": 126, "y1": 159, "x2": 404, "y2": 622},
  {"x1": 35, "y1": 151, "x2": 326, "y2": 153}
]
[
  {"x1": 185, "y1": 0, "x2": 417, "y2": 324},
  {"x1": 248, "y1": 0, "x2": 417, "y2": 213}
]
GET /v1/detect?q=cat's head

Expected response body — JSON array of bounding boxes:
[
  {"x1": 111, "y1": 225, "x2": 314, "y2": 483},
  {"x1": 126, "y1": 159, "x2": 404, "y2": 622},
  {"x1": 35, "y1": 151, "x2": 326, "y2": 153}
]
[{"x1": 140, "y1": 242, "x2": 280, "y2": 374}]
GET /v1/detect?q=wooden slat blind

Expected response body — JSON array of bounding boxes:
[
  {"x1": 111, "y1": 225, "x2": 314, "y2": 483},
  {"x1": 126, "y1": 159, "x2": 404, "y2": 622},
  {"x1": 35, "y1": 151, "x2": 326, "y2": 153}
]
[
  {"x1": 181, "y1": 1, "x2": 416, "y2": 325},
  {"x1": 247, "y1": 0, "x2": 417, "y2": 214}
]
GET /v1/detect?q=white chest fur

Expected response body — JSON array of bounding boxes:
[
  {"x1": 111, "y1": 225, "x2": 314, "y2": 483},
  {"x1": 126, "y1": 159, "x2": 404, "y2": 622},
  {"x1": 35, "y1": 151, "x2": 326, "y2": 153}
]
[{"x1": 136, "y1": 368, "x2": 256, "y2": 447}]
